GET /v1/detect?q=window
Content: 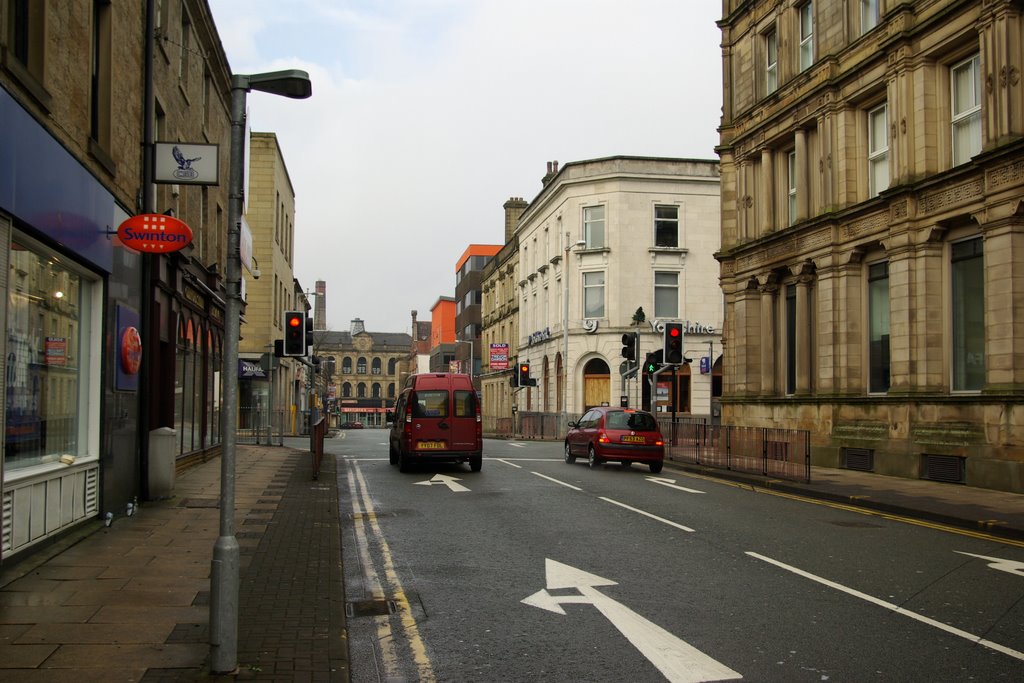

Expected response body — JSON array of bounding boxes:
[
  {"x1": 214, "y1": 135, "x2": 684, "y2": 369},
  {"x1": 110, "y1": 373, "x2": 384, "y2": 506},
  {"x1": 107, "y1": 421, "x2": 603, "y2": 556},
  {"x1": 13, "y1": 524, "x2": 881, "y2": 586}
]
[
  {"x1": 342, "y1": 357, "x2": 352, "y2": 373},
  {"x1": 655, "y1": 205, "x2": 679, "y2": 247},
  {"x1": 454, "y1": 390, "x2": 477, "y2": 417},
  {"x1": 342, "y1": 382, "x2": 352, "y2": 398},
  {"x1": 372, "y1": 358, "x2": 382, "y2": 375},
  {"x1": 785, "y1": 284, "x2": 797, "y2": 394},
  {"x1": 583, "y1": 271, "x2": 605, "y2": 318},
  {"x1": 952, "y1": 54, "x2": 982, "y2": 166},
  {"x1": 868, "y1": 262, "x2": 890, "y2": 393},
  {"x1": 654, "y1": 272, "x2": 679, "y2": 318},
  {"x1": 179, "y1": 9, "x2": 191, "y2": 84},
  {"x1": 799, "y1": 3, "x2": 814, "y2": 71},
  {"x1": 861, "y1": 0, "x2": 879, "y2": 34},
  {"x1": 90, "y1": 1, "x2": 112, "y2": 152},
  {"x1": 951, "y1": 238, "x2": 984, "y2": 391},
  {"x1": 868, "y1": 103, "x2": 889, "y2": 196},
  {"x1": 388, "y1": 358, "x2": 398, "y2": 374},
  {"x1": 413, "y1": 390, "x2": 448, "y2": 418},
  {"x1": 788, "y1": 150, "x2": 798, "y2": 226},
  {"x1": 8, "y1": 0, "x2": 46, "y2": 88},
  {"x1": 584, "y1": 205, "x2": 605, "y2": 249},
  {"x1": 766, "y1": 29, "x2": 778, "y2": 95},
  {"x1": 357, "y1": 382, "x2": 366, "y2": 398},
  {"x1": 372, "y1": 383, "x2": 381, "y2": 398},
  {"x1": 5, "y1": 238, "x2": 100, "y2": 472},
  {"x1": 357, "y1": 357, "x2": 367, "y2": 374}
]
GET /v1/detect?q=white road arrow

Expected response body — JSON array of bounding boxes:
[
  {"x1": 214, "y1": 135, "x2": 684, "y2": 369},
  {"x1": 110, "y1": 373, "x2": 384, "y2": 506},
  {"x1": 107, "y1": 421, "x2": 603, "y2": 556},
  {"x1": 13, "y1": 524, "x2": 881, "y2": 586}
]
[
  {"x1": 956, "y1": 551, "x2": 1024, "y2": 577},
  {"x1": 646, "y1": 477, "x2": 705, "y2": 494},
  {"x1": 414, "y1": 474, "x2": 470, "y2": 493},
  {"x1": 522, "y1": 559, "x2": 741, "y2": 683}
]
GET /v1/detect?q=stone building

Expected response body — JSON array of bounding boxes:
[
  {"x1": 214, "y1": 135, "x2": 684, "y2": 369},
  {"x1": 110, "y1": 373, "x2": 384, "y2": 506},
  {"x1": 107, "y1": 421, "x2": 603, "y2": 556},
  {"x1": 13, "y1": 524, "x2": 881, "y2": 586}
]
[
  {"x1": 313, "y1": 319, "x2": 411, "y2": 427},
  {"x1": 0, "y1": 1, "x2": 233, "y2": 561},
  {"x1": 717, "y1": 0, "x2": 1024, "y2": 491},
  {"x1": 514, "y1": 157, "x2": 722, "y2": 421},
  {"x1": 480, "y1": 198, "x2": 526, "y2": 435},
  {"x1": 238, "y1": 132, "x2": 306, "y2": 438}
]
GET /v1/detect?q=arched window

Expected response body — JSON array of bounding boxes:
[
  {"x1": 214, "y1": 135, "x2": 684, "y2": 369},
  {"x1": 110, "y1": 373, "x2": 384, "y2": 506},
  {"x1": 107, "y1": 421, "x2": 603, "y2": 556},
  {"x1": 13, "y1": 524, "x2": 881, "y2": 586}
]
[
  {"x1": 357, "y1": 357, "x2": 367, "y2": 374},
  {"x1": 372, "y1": 357, "x2": 382, "y2": 375},
  {"x1": 342, "y1": 357, "x2": 352, "y2": 374},
  {"x1": 342, "y1": 382, "x2": 352, "y2": 398},
  {"x1": 357, "y1": 382, "x2": 366, "y2": 397},
  {"x1": 387, "y1": 358, "x2": 397, "y2": 374},
  {"x1": 372, "y1": 383, "x2": 381, "y2": 398},
  {"x1": 387, "y1": 383, "x2": 396, "y2": 398}
]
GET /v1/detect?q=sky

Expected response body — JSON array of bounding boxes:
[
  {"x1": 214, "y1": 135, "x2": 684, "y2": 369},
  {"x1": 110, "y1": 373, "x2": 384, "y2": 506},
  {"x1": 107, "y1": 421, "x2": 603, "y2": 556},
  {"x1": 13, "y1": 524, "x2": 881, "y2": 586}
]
[{"x1": 206, "y1": 0, "x2": 723, "y2": 335}]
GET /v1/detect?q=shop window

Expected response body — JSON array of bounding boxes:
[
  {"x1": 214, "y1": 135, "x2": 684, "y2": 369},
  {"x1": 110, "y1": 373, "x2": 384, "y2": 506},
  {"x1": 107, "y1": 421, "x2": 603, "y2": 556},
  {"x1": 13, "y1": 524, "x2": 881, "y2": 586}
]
[
  {"x1": 952, "y1": 238, "x2": 984, "y2": 391},
  {"x1": 5, "y1": 238, "x2": 99, "y2": 471}
]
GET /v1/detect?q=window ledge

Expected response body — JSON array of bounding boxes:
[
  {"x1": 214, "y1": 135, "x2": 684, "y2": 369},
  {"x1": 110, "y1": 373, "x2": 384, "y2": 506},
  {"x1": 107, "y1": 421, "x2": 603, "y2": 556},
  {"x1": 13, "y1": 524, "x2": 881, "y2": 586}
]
[
  {"x1": 2, "y1": 49, "x2": 53, "y2": 113},
  {"x1": 89, "y1": 138, "x2": 117, "y2": 177},
  {"x1": 577, "y1": 247, "x2": 610, "y2": 255},
  {"x1": 649, "y1": 246, "x2": 688, "y2": 254}
]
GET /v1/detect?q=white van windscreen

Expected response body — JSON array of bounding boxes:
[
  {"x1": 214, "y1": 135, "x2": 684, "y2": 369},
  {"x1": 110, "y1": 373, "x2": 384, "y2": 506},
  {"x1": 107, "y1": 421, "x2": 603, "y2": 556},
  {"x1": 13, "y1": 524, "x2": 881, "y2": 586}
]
[{"x1": 412, "y1": 391, "x2": 448, "y2": 418}]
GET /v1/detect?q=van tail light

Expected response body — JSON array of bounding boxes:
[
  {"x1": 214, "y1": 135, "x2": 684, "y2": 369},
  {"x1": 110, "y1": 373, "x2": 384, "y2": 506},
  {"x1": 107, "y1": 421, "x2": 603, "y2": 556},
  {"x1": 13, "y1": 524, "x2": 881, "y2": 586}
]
[{"x1": 405, "y1": 396, "x2": 413, "y2": 424}]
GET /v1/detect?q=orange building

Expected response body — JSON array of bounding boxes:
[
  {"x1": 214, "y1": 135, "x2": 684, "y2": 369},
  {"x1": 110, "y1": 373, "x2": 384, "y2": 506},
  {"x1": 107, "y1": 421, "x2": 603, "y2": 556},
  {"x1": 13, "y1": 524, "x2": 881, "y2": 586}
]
[
  {"x1": 454, "y1": 244, "x2": 502, "y2": 382},
  {"x1": 429, "y1": 297, "x2": 457, "y2": 372}
]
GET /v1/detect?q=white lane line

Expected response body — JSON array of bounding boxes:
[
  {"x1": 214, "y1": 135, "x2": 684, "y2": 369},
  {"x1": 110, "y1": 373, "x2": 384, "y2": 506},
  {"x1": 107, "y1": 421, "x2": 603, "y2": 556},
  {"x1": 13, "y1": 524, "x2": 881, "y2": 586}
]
[
  {"x1": 531, "y1": 472, "x2": 583, "y2": 491},
  {"x1": 747, "y1": 551, "x2": 1024, "y2": 663},
  {"x1": 495, "y1": 458, "x2": 523, "y2": 468},
  {"x1": 599, "y1": 497, "x2": 695, "y2": 532},
  {"x1": 508, "y1": 443, "x2": 527, "y2": 448}
]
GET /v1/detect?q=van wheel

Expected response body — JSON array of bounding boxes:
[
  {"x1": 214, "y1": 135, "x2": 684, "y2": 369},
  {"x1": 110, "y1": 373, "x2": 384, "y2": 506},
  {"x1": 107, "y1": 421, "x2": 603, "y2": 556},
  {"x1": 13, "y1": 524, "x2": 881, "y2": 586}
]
[
  {"x1": 388, "y1": 441, "x2": 398, "y2": 465},
  {"x1": 398, "y1": 450, "x2": 411, "y2": 473},
  {"x1": 649, "y1": 461, "x2": 663, "y2": 474},
  {"x1": 469, "y1": 454, "x2": 482, "y2": 472},
  {"x1": 564, "y1": 442, "x2": 575, "y2": 464},
  {"x1": 588, "y1": 446, "x2": 601, "y2": 469}
]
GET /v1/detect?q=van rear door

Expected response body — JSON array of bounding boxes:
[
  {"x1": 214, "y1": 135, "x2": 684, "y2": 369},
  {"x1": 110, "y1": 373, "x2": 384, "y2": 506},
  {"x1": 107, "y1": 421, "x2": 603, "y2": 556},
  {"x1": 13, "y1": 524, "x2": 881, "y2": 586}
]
[
  {"x1": 451, "y1": 389, "x2": 479, "y2": 451},
  {"x1": 410, "y1": 389, "x2": 451, "y2": 452}
]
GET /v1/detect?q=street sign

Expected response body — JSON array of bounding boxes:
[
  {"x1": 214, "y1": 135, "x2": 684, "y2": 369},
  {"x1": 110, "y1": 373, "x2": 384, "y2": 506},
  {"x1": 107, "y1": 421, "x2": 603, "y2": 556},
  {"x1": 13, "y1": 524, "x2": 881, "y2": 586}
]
[
  {"x1": 154, "y1": 142, "x2": 220, "y2": 185},
  {"x1": 117, "y1": 214, "x2": 193, "y2": 253}
]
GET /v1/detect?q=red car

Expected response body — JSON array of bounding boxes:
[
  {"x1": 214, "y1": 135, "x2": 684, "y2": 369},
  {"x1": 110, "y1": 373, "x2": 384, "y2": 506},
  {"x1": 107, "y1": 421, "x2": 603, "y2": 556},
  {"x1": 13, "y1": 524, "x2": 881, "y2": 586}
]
[{"x1": 564, "y1": 407, "x2": 665, "y2": 473}]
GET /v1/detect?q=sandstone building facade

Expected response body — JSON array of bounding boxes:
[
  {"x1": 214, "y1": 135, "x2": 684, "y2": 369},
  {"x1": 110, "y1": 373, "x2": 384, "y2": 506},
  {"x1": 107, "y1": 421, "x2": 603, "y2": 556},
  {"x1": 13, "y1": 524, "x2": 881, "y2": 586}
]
[{"x1": 717, "y1": 0, "x2": 1024, "y2": 491}]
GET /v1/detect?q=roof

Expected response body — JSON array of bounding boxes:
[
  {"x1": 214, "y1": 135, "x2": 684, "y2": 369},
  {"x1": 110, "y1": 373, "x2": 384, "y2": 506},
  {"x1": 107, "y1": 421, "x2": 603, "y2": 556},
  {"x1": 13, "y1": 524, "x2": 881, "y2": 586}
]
[{"x1": 312, "y1": 330, "x2": 412, "y2": 350}]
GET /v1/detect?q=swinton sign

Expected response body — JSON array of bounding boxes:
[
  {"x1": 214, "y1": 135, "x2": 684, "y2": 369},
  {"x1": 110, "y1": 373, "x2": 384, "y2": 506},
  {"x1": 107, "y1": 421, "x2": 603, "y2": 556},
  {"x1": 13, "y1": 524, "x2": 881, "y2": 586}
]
[{"x1": 117, "y1": 214, "x2": 193, "y2": 253}]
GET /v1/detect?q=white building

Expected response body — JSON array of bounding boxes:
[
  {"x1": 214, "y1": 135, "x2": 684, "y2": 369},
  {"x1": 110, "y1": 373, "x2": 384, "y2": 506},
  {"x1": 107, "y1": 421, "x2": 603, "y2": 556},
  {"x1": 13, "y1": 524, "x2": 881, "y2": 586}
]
[{"x1": 514, "y1": 157, "x2": 722, "y2": 419}]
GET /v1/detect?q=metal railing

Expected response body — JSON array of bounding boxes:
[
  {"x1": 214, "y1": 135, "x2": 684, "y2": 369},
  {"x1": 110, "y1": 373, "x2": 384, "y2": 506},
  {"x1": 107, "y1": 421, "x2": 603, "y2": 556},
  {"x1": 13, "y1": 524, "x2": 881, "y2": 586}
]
[{"x1": 236, "y1": 405, "x2": 292, "y2": 444}]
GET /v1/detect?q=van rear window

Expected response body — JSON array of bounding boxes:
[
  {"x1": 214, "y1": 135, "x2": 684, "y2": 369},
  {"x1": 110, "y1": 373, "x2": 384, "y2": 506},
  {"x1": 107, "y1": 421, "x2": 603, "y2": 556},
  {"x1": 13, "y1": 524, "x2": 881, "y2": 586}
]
[
  {"x1": 454, "y1": 390, "x2": 477, "y2": 417},
  {"x1": 412, "y1": 391, "x2": 448, "y2": 418}
]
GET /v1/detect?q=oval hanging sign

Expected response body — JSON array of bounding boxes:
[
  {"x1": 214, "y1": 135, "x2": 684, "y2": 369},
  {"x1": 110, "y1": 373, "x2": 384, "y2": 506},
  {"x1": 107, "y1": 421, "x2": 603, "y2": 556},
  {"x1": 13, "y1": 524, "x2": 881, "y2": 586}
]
[
  {"x1": 120, "y1": 326, "x2": 142, "y2": 375},
  {"x1": 117, "y1": 214, "x2": 193, "y2": 253}
]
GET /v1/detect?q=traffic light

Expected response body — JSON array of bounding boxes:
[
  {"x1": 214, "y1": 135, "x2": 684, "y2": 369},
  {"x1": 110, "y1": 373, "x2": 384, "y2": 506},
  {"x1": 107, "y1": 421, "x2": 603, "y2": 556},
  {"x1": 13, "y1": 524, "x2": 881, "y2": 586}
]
[
  {"x1": 644, "y1": 350, "x2": 664, "y2": 375},
  {"x1": 663, "y1": 322, "x2": 684, "y2": 364},
  {"x1": 283, "y1": 310, "x2": 306, "y2": 356},
  {"x1": 305, "y1": 313, "x2": 314, "y2": 353},
  {"x1": 621, "y1": 332, "x2": 638, "y2": 361},
  {"x1": 517, "y1": 361, "x2": 536, "y2": 387}
]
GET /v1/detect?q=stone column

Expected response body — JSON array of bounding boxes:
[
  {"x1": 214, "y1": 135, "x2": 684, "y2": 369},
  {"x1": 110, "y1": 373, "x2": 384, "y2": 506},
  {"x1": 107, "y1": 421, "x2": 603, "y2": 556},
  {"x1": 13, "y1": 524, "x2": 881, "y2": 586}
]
[
  {"x1": 760, "y1": 148, "x2": 774, "y2": 235},
  {"x1": 983, "y1": 213, "x2": 1024, "y2": 390},
  {"x1": 795, "y1": 128, "x2": 809, "y2": 222},
  {"x1": 759, "y1": 276, "x2": 778, "y2": 396},
  {"x1": 795, "y1": 265, "x2": 814, "y2": 395}
]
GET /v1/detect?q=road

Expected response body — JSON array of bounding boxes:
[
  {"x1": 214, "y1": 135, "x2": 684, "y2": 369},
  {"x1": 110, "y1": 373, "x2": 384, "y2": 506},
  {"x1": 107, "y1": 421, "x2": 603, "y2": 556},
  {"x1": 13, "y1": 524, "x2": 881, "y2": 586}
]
[{"x1": 309, "y1": 430, "x2": 1024, "y2": 682}]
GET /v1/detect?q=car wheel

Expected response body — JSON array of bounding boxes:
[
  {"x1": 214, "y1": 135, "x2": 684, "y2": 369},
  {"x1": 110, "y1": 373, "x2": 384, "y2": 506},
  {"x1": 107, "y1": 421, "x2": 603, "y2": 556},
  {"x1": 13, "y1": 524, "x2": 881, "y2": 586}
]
[
  {"x1": 564, "y1": 442, "x2": 576, "y2": 464},
  {"x1": 470, "y1": 454, "x2": 482, "y2": 472},
  {"x1": 588, "y1": 445, "x2": 601, "y2": 469},
  {"x1": 621, "y1": 461, "x2": 631, "y2": 469},
  {"x1": 649, "y1": 461, "x2": 663, "y2": 474}
]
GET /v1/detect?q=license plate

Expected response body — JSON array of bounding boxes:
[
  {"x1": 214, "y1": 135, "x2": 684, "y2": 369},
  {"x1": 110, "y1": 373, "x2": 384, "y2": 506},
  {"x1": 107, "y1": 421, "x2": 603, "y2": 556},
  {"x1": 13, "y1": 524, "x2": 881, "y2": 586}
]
[
  {"x1": 417, "y1": 441, "x2": 446, "y2": 450},
  {"x1": 621, "y1": 435, "x2": 646, "y2": 444}
]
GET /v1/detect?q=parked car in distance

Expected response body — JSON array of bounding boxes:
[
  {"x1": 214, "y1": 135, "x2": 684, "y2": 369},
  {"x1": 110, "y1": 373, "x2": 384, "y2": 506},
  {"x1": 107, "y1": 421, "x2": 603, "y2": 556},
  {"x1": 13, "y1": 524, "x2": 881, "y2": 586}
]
[
  {"x1": 388, "y1": 373, "x2": 482, "y2": 472},
  {"x1": 564, "y1": 407, "x2": 664, "y2": 473},
  {"x1": 339, "y1": 421, "x2": 364, "y2": 429}
]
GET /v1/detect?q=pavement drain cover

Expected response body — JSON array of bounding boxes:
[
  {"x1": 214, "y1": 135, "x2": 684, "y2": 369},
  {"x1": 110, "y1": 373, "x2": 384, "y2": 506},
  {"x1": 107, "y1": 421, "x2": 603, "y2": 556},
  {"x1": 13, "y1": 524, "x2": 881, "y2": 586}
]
[
  {"x1": 346, "y1": 599, "x2": 395, "y2": 618},
  {"x1": 178, "y1": 498, "x2": 219, "y2": 509}
]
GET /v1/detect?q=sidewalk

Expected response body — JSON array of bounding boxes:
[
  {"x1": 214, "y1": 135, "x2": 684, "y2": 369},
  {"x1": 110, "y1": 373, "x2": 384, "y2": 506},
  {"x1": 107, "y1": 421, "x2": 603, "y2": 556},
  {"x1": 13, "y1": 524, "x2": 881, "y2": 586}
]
[
  {"x1": 2, "y1": 446, "x2": 1023, "y2": 682},
  {"x1": 0, "y1": 444, "x2": 347, "y2": 682}
]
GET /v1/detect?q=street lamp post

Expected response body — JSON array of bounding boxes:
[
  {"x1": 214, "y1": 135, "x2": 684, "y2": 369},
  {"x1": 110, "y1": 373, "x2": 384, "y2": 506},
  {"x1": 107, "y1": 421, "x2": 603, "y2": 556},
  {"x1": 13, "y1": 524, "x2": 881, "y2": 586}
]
[{"x1": 211, "y1": 69, "x2": 311, "y2": 675}]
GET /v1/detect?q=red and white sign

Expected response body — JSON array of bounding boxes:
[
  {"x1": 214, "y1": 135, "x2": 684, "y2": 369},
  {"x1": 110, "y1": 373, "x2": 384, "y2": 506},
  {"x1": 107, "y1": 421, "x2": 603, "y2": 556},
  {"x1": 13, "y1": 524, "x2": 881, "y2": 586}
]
[
  {"x1": 489, "y1": 343, "x2": 509, "y2": 370},
  {"x1": 45, "y1": 337, "x2": 67, "y2": 366},
  {"x1": 117, "y1": 214, "x2": 193, "y2": 253}
]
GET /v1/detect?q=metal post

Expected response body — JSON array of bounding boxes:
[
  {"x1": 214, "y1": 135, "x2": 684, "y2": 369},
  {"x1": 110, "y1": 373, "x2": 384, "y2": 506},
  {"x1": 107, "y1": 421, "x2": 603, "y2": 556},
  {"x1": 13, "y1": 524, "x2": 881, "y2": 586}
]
[{"x1": 210, "y1": 77, "x2": 246, "y2": 674}]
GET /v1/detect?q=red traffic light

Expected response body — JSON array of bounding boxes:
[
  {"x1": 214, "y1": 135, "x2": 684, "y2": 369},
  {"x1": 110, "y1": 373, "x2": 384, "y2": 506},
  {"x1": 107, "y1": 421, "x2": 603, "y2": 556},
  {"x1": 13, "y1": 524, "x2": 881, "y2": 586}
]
[
  {"x1": 668, "y1": 327, "x2": 681, "y2": 338},
  {"x1": 288, "y1": 316, "x2": 301, "y2": 328}
]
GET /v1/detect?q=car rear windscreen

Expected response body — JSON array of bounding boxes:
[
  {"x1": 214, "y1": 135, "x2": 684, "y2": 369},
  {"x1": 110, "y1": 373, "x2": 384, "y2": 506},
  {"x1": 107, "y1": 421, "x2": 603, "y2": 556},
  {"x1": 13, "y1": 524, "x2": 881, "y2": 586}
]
[
  {"x1": 605, "y1": 411, "x2": 657, "y2": 431},
  {"x1": 412, "y1": 390, "x2": 448, "y2": 418}
]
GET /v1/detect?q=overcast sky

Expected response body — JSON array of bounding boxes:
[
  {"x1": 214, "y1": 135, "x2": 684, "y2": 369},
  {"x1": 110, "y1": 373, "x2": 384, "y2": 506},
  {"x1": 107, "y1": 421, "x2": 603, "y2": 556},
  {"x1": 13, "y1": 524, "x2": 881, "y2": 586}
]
[{"x1": 207, "y1": 0, "x2": 723, "y2": 335}]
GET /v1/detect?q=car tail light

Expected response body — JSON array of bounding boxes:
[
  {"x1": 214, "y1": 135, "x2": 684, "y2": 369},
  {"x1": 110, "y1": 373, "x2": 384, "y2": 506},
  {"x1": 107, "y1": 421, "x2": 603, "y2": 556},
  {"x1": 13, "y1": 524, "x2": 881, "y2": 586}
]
[
  {"x1": 655, "y1": 439, "x2": 664, "y2": 446},
  {"x1": 597, "y1": 432, "x2": 610, "y2": 444}
]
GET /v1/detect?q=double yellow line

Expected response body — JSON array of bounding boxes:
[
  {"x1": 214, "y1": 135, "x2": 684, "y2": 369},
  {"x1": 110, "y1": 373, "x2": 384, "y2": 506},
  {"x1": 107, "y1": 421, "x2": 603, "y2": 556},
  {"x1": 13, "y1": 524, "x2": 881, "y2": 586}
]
[{"x1": 347, "y1": 463, "x2": 436, "y2": 681}]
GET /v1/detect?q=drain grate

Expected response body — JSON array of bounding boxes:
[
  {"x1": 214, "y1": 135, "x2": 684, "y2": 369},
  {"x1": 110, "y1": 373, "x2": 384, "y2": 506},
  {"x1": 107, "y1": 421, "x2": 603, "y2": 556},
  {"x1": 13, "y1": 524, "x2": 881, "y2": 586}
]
[{"x1": 346, "y1": 599, "x2": 396, "y2": 618}]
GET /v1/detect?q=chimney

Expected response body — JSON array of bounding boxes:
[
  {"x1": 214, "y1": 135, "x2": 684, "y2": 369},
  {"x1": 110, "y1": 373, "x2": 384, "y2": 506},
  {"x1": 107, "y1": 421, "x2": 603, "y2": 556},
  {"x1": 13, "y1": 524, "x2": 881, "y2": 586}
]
[
  {"x1": 503, "y1": 196, "x2": 528, "y2": 242},
  {"x1": 314, "y1": 280, "x2": 327, "y2": 330},
  {"x1": 350, "y1": 318, "x2": 365, "y2": 336}
]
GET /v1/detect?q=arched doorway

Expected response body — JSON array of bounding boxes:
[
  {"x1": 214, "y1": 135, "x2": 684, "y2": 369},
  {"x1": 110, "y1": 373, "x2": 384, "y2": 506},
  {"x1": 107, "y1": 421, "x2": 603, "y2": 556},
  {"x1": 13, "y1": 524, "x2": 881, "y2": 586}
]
[{"x1": 582, "y1": 358, "x2": 611, "y2": 410}]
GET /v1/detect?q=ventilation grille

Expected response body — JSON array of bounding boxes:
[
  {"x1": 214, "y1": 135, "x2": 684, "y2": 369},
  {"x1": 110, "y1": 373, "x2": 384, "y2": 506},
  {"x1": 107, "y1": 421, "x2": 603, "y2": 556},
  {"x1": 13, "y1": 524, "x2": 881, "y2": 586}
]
[
  {"x1": 85, "y1": 468, "x2": 99, "y2": 515},
  {"x1": 922, "y1": 454, "x2": 965, "y2": 484},
  {"x1": 2, "y1": 489, "x2": 12, "y2": 554},
  {"x1": 842, "y1": 447, "x2": 874, "y2": 472}
]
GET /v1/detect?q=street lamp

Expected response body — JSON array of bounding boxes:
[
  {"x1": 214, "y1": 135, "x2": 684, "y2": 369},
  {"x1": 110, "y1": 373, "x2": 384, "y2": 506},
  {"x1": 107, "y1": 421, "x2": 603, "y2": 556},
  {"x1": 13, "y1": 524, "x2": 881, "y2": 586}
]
[
  {"x1": 456, "y1": 339, "x2": 474, "y2": 380},
  {"x1": 562, "y1": 235, "x2": 587, "y2": 416},
  {"x1": 211, "y1": 69, "x2": 311, "y2": 675}
]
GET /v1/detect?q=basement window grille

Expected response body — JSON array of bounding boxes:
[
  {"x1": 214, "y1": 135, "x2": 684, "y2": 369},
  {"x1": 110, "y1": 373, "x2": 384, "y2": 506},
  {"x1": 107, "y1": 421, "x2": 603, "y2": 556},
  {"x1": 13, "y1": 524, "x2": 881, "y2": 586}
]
[
  {"x1": 921, "y1": 454, "x2": 965, "y2": 484},
  {"x1": 842, "y1": 447, "x2": 874, "y2": 472}
]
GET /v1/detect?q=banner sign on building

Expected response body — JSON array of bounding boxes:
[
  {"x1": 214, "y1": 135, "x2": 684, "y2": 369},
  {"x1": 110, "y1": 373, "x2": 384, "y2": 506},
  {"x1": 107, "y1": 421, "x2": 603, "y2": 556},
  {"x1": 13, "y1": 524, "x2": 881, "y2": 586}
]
[
  {"x1": 489, "y1": 343, "x2": 509, "y2": 370},
  {"x1": 44, "y1": 337, "x2": 66, "y2": 366},
  {"x1": 238, "y1": 359, "x2": 267, "y2": 379},
  {"x1": 154, "y1": 142, "x2": 220, "y2": 185}
]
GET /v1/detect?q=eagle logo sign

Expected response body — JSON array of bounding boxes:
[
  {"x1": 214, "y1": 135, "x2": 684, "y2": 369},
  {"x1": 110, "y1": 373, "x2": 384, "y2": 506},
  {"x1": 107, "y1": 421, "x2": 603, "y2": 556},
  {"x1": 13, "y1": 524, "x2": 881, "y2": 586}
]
[{"x1": 171, "y1": 145, "x2": 201, "y2": 180}]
